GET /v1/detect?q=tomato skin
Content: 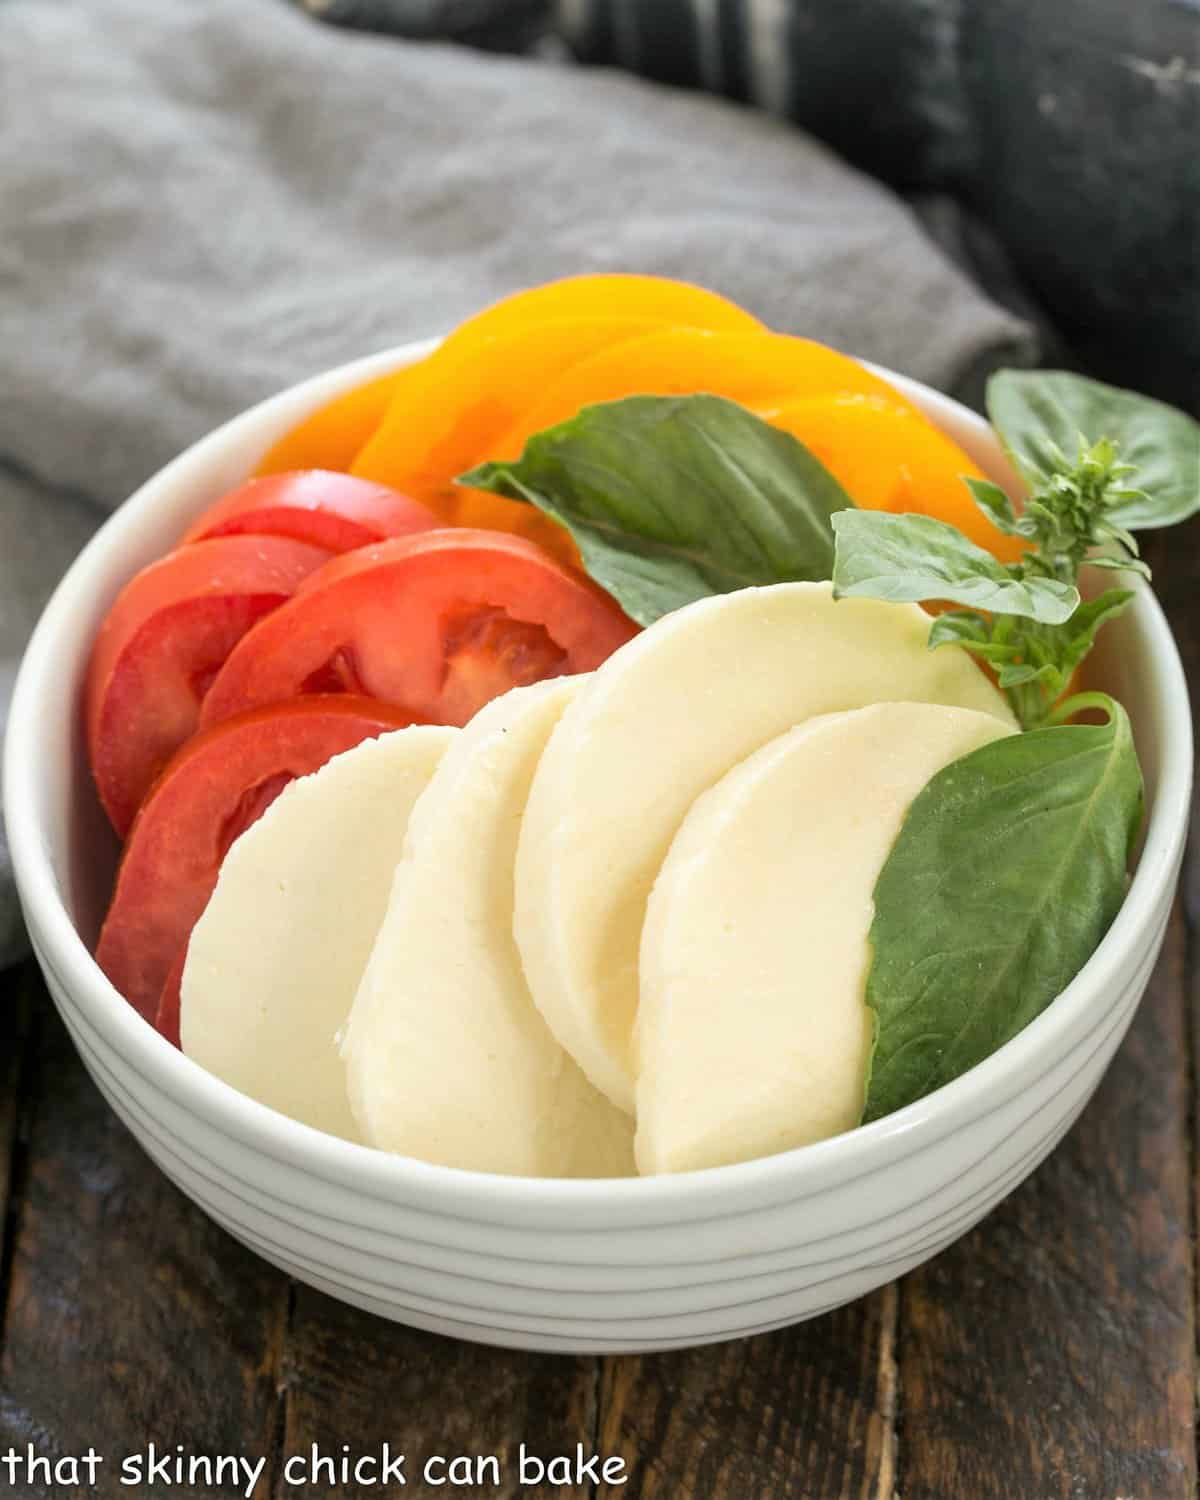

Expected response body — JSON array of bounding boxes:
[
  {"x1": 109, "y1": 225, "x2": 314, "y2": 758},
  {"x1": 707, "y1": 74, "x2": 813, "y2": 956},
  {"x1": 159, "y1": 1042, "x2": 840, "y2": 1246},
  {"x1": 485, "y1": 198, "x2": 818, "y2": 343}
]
[
  {"x1": 180, "y1": 471, "x2": 438, "y2": 553},
  {"x1": 201, "y1": 529, "x2": 639, "y2": 731},
  {"x1": 86, "y1": 536, "x2": 332, "y2": 836},
  {"x1": 437, "y1": 274, "x2": 764, "y2": 346},
  {"x1": 96, "y1": 695, "x2": 421, "y2": 1023},
  {"x1": 156, "y1": 949, "x2": 185, "y2": 1048}
]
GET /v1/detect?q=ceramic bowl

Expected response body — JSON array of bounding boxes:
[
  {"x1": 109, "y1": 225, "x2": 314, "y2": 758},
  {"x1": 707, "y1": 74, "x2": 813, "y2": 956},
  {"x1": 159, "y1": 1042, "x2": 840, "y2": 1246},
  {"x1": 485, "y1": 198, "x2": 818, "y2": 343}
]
[{"x1": 4, "y1": 343, "x2": 1191, "y2": 1353}]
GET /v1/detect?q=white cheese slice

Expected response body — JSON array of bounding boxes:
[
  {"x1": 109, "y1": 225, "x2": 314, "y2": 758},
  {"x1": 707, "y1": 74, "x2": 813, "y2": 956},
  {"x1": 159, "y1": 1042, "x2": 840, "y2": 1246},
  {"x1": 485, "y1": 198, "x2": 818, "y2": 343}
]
[
  {"x1": 636, "y1": 701, "x2": 1015, "y2": 1174},
  {"x1": 342, "y1": 678, "x2": 635, "y2": 1178},
  {"x1": 181, "y1": 725, "x2": 455, "y2": 1140},
  {"x1": 515, "y1": 581, "x2": 1015, "y2": 1114}
]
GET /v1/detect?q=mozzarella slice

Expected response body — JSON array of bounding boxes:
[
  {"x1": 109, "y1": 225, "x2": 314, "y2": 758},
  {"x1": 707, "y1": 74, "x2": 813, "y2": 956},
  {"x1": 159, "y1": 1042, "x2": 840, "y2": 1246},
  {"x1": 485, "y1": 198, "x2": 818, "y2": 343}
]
[
  {"x1": 342, "y1": 678, "x2": 635, "y2": 1178},
  {"x1": 516, "y1": 581, "x2": 1015, "y2": 1114},
  {"x1": 181, "y1": 725, "x2": 455, "y2": 1140},
  {"x1": 636, "y1": 701, "x2": 1015, "y2": 1174}
]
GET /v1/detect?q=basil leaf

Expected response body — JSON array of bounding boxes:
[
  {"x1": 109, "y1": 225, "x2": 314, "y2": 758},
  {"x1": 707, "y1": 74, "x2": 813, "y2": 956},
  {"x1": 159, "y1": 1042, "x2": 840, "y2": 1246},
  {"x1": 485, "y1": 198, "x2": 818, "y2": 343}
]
[
  {"x1": 996, "y1": 661, "x2": 1059, "y2": 689},
  {"x1": 988, "y1": 369, "x2": 1200, "y2": 528},
  {"x1": 1088, "y1": 554, "x2": 1152, "y2": 579},
  {"x1": 832, "y1": 510, "x2": 1079, "y2": 623},
  {"x1": 460, "y1": 394, "x2": 852, "y2": 626},
  {"x1": 926, "y1": 612, "x2": 1013, "y2": 659},
  {"x1": 965, "y1": 477, "x2": 1025, "y2": 536},
  {"x1": 925, "y1": 612, "x2": 988, "y2": 649},
  {"x1": 1058, "y1": 588, "x2": 1136, "y2": 674},
  {"x1": 863, "y1": 695, "x2": 1144, "y2": 1122}
]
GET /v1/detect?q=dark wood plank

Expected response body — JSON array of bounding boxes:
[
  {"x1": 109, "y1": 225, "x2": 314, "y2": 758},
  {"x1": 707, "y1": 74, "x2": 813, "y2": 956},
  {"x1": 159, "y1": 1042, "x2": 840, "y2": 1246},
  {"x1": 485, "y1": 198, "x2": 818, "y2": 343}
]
[
  {"x1": 276, "y1": 1285, "x2": 599, "y2": 1497},
  {"x1": 895, "y1": 523, "x2": 1199, "y2": 1500},
  {"x1": 594, "y1": 1288, "x2": 898, "y2": 1499},
  {"x1": 1148, "y1": 521, "x2": 1200, "y2": 1500},
  {"x1": 0, "y1": 967, "x2": 34, "y2": 1348},
  {"x1": 0, "y1": 978, "x2": 288, "y2": 1500},
  {"x1": 896, "y1": 901, "x2": 1195, "y2": 1500}
]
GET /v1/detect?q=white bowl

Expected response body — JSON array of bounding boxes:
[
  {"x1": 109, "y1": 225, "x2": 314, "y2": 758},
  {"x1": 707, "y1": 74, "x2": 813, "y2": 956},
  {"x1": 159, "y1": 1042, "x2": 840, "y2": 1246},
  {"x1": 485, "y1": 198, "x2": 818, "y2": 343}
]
[{"x1": 4, "y1": 344, "x2": 1192, "y2": 1353}]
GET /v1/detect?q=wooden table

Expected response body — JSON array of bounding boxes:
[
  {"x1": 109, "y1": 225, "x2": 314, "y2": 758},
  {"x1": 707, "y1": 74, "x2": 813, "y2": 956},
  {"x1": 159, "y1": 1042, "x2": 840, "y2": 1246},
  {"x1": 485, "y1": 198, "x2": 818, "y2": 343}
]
[{"x1": 1, "y1": 525, "x2": 1196, "y2": 1500}]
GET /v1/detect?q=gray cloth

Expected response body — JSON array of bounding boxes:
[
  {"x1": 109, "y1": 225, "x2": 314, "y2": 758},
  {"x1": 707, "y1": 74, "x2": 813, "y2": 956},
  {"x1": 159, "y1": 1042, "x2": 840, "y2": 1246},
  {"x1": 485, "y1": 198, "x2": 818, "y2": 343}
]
[{"x1": 0, "y1": 0, "x2": 1037, "y2": 967}]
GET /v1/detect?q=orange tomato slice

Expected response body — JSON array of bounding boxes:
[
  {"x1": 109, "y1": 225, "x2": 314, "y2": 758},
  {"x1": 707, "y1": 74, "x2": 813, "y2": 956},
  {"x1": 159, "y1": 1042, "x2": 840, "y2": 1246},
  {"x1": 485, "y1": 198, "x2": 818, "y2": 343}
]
[
  {"x1": 350, "y1": 315, "x2": 671, "y2": 520},
  {"x1": 256, "y1": 367, "x2": 405, "y2": 477},
  {"x1": 483, "y1": 329, "x2": 928, "y2": 467},
  {"x1": 443, "y1": 273, "x2": 763, "y2": 342},
  {"x1": 258, "y1": 276, "x2": 761, "y2": 480},
  {"x1": 760, "y1": 393, "x2": 1026, "y2": 562}
]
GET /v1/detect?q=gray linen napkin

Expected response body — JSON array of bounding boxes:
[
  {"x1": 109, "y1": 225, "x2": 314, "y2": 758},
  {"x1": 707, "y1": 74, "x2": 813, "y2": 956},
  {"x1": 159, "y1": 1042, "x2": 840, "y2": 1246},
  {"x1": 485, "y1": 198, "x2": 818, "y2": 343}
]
[{"x1": 0, "y1": 0, "x2": 1036, "y2": 967}]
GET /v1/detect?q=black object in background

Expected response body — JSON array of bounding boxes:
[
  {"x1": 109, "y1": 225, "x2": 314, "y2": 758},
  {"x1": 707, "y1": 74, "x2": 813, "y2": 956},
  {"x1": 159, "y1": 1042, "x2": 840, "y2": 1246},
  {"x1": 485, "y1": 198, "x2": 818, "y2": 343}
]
[
  {"x1": 294, "y1": 0, "x2": 552, "y2": 49},
  {"x1": 560, "y1": 0, "x2": 1200, "y2": 414},
  {"x1": 302, "y1": 0, "x2": 1200, "y2": 414}
]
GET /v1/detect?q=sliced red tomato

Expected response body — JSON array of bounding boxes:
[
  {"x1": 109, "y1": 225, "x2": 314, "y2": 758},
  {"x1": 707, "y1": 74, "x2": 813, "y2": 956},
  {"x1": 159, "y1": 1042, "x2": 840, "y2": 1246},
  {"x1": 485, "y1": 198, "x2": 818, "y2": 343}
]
[
  {"x1": 156, "y1": 949, "x2": 185, "y2": 1049},
  {"x1": 96, "y1": 695, "x2": 421, "y2": 1024},
  {"x1": 200, "y1": 530, "x2": 639, "y2": 731},
  {"x1": 86, "y1": 536, "x2": 332, "y2": 836},
  {"x1": 180, "y1": 471, "x2": 438, "y2": 553}
]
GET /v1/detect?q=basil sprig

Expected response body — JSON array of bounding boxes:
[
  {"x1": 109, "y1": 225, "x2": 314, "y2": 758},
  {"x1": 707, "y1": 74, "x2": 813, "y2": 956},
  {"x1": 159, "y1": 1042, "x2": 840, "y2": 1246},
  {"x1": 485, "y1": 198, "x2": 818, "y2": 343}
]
[
  {"x1": 833, "y1": 370, "x2": 1200, "y2": 728},
  {"x1": 989, "y1": 369, "x2": 1200, "y2": 529},
  {"x1": 863, "y1": 694, "x2": 1143, "y2": 1120}
]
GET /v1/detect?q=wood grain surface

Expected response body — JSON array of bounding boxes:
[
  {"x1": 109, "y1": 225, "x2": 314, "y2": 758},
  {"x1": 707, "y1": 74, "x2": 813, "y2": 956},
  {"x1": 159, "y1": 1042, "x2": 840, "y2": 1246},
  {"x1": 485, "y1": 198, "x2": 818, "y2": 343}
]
[{"x1": 1, "y1": 532, "x2": 1196, "y2": 1499}]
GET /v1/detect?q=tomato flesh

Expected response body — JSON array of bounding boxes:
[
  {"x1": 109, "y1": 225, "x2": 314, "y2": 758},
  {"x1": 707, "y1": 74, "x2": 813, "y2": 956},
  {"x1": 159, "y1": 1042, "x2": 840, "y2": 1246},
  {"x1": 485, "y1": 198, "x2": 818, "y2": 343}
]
[
  {"x1": 86, "y1": 535, "x2": 332, "y2": 835},
  {"x1": 96, "y1": 695, "x2": 420, "y2": 1023},
  {"x1": 180, "y1": 471, "x2": 438, "y2": 553},
  {"x1": 201, "y1": 530, "x2": 639, "y2": 731}
]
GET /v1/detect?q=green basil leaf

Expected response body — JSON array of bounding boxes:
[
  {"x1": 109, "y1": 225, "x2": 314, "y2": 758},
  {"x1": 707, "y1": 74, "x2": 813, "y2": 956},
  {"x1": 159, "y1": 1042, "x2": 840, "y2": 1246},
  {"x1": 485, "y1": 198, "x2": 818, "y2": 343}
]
[
  {"x1": 926, "y1": 611, "x2": 997, "y2": 653},
  {"x1": 996, "y1": 660, "x2": 1060, "y2": 690},
  {"x1": 862, "y1": 695, "x2": 1143, "y2": 1122},
  {"x1": 1087, "y1": 555, "x2": 1152, "y2": 579},
  {"x1": 925, "y1": 611, "x2": 988, "y2": 648},
  {"x1": 459, "y1": 394, "x2": 852, "y2": 626},
  {"x1": 987, "y1": 369, "x2": 1200, "y2": 528},
  {"x1": 1094, "y1": 518, "x2": 1142, "y2": 556},
  {"x1": 964, "y1": 477, "x2": 1024, "y2": 535},
  {"x1": 831, "y1": 510, "x2": 1079, "y2": 623},
  {"x1": 1059, "y1": 588, "x2": 1137, "y2": 675},
  {"x1": 927, "y1": 613, "x2": 1024, "y2": 664}
]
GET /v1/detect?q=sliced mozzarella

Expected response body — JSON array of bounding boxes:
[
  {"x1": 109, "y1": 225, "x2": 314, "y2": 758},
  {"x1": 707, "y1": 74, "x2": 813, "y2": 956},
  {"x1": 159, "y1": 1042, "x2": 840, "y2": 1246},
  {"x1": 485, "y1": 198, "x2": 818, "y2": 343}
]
[
  {"x1": 636, "y1": 701, "x2": 1015, "y2": 1174},
  {"x1": 516, "y1": 581, "x2": 1016, "y2": 1113},
  {"x1": 181, "y1": 725, "x2": 455, "y2": 1140},
  {"x1": 342, "y1": 678, "x2": 635, "y2": 1178}
]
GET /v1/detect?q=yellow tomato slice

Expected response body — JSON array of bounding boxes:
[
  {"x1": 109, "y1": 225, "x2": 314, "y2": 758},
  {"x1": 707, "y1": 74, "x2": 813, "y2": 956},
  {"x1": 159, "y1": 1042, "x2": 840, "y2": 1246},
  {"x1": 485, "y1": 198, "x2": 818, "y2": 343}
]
[
  {"x1": 255, "y1": 367, "x2": 405, "y2": 477},
  {"x1": 485, "y1": 329, "x2": 928, "y2": 466},
  {"x1": 760, "y1": 393, "x2": 1025, "y2": 562},
  {"x1": 349, "y1": 316, "x2": 671, "y2": 517},
  {"x1": 450, "y1": 273, "x2": 763, "y2": 341},
  {"x1": 257, "y1": 276, "x2": 760, "y2": 481}
]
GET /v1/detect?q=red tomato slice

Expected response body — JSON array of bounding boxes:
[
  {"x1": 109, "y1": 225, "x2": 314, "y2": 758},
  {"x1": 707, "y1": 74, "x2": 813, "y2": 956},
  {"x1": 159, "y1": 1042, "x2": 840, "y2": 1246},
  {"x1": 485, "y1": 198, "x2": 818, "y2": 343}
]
[
  {"x1": 156, "y1": 949, "x2": 185, "y2": 1049},
  {"x1": 96, "y1": 695, "x2": 421, "y2": 1023},
  {"x1": 86, "y1": 535, "x2": 332, "y2": 836},
  {"x1": 180, "y1": 471, "x2": 439, "y2": 553},
  {"x1": 200, "y1": 530, "x2": 639, "y2": 731}
]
